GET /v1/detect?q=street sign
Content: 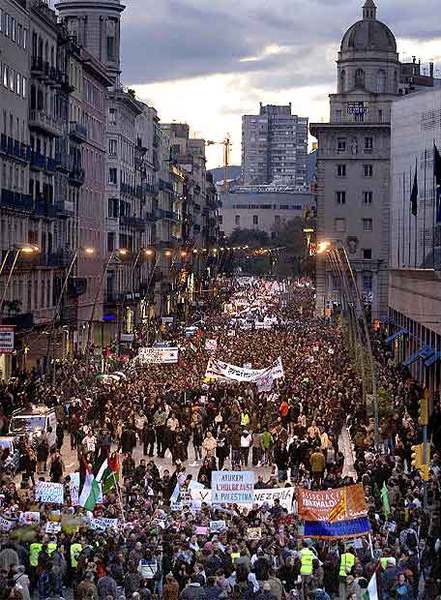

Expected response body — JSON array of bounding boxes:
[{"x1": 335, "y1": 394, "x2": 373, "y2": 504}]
[{"x1": 0, "y1": 326, "x2": 15, "y2": 354}]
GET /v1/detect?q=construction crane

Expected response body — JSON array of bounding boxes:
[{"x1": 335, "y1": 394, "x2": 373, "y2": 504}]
[{"x1": 206, "y1": 136, "x2": 232, "y2": 193}]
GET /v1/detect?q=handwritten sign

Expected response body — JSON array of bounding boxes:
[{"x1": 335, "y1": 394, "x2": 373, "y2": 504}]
[
  {"x1": 90, "y1": 517, "x2": 119, "y2": 531},
  {"x1": 35, "y1": 481, "x2": 64, "y2": 505},
  {"x1": 195, "y1": 526, "x2": 209, "y2": 536},
  {"x1": 45, "y1": 522, "x2": 62, "y2": 534},
  {"x1": 0, "y1": 516, "x2": 14, "y2": 531},
  {"x1": 247, "y1": 527, "x2": 262, "y2": 540},
  {"x1": 211, "y1": 471, "x2": 255, "y2": 504},
  {"x1": 19, "y1": 512, "x2": 40, "y2": 525},
  {"x1": 209, "y1": 520, "x2": 226, "y2": 533}
]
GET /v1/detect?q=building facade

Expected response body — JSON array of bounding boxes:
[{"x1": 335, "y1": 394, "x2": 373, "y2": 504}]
[
  {"x1": 310, "y1": 0, "x2": 400, "y2": 321},
  {"x1": 388, "y1": 87, "x2": 441, "y2": 390},
  {"x1": 219, "y1": 189, "x2": 313, "y2": 238},
  {"x1": 242, "y1": 103, "x2": 308, "y2": 188}
]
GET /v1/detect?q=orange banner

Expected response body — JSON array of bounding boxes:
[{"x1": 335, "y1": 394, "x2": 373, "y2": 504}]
[{"x1": 298, "y1": 484, "x2": 368, "y2": 523}]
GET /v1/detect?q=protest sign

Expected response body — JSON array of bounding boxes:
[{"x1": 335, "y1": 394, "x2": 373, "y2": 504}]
[
  {"x1": 190, "y1": 488, "x2": 212, "y2": 508},
  {"x1": 90, "y1": 517, "x2": 119, "y2": 531},
  {"x1": 0, "y1": 516, "x2": 14, "y2": 531},
  {"x1": 247, "y1": 527, "x2": 262, "y2": 540},
  {"x1": 19, "y1": 512, "x2": 40, "y2": 525},
  {"x1": 253, "y1": 487, "x2": 295, "y2": 512},
  {"x1": 35, "y1": 481, "x2": 64, "y2": 505},
  {"x1": 209, "y1": 520, "x2": 226, "y2": 533},
  {"x1": 211, "y1": 471, "x2": 255, "y2": 504},
  {"x1": 205, "y1": 339, "x2": 218, "y2": 353},
  {"x1": 138, "y1": 560, "x2": 158, "y2": 579},
  {"x1": 195, "y1": 526, "x2": 209, "y2": 536},
  {"x1": 45, "y1": 522, "x2": 62, "y2": 534},
  {"x1": 137, "y1": 347, "x2": 178, "y2": 364}
]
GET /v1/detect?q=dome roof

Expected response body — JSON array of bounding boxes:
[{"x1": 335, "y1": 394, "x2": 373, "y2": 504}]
[{"x1": 340, "y1": 1, "x2": 397, "y2": 54}]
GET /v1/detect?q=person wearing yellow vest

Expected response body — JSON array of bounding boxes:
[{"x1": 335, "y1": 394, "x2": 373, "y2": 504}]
[
  {"x1": 240, "y1": 411, "x2": 250, "y2": 428},
  {"x1": 70, "y1": 540, "x2": 83, "y2": 569},
  {"x1": 299, "y1": 541, "x2": 315, "y2": 577},
  {"x1": 339, "y1": 548, "x2": 356, "y2": 599},
  {"x1": 29, "y1": 540, "x2": 43, "y2": 568}
]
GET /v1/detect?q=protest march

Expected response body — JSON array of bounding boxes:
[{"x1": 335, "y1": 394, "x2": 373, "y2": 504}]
[{"x1": 0, "y1": 276, "x2": 440, "y2": 600}]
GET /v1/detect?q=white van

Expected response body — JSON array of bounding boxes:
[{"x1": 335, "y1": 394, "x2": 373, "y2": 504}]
[{"x1": 9, "y1": 405, "x2": 57, "y2": 449}]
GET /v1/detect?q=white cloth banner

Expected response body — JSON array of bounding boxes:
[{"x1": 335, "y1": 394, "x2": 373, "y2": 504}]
[
  {"x1": 191, "y1": 486, "x2": 294, "y2": 512},
  {"x1": 137, "y1": 347, "x2": 179, "y2": 364},
  {"x1": 205, "y1": 356, "x2": 284, "y2": 383},
  {"x1": 35, "y1": 481, "x2": 64, "y2": 505}
]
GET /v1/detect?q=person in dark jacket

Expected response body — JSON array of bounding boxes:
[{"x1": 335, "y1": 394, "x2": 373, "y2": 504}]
[
  {"x1": 121, "y1": 426, "x2": 137, "y2": 454},
  {"x1": 142, "y1": 422, "x2": 156, "y2": 457}
]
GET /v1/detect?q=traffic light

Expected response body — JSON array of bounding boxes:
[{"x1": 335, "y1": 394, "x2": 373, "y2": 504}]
[
  {"x1": 411, "y1": 444, "x2": 423, "y2": 470},
  {"x1": 420, "y1": 464, "x2": 430, "y2": 482},
  {"x1": 419, "y1": 396, "x2": 429, "y2": 426}
]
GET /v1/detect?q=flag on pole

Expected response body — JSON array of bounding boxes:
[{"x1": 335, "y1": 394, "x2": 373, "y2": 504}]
[
  {"x1": 410, "y1": 161, "x2": 418, "y2": 216},
  {"x1": 96, "y1": 453, "x2": 120, "y2": 495},
  {"x1": 381, "y1": 481, "x2": 390, "y2": 519},
  {"x1": 79, "y1": 468, "x2": 101, "y2": 511},
  {"x1": 363, "y1": 572, "x2": 379, "y2": 600},
  {"x1": 434, "y1": 143, "x2": 441, "y2": 223}
]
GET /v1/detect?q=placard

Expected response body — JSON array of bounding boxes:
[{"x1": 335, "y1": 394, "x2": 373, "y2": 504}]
[
  {"x1": 0, "y1": 516, "x2": 14, "y2": 531},
  {"x1": 0, "y1": 326, "x2": 14, "y2": 354},
  {"x1": 137, "y1": 347, "x2": 179, "y2": 364},
  {"x1": 90, "y1": 517, "x2": 119, "y2": 531},
  {"x1": 19, "y1": 512, "x2": 40, "y2": 525},
  {"x1": 35, "y1": 481, "x2": 64, "y2": 505},
  {"x1": 247, "y1": 527, "x2": 262, "y2": 540},
  {"x1": 209, "y1": 520, "x2": 226, "y2": 533},
  {"x1": 45, "y1": 522, "x2": 62, "y2": 534},
  {"x1": 211, "y1": 471, "x2": 255, "y2": 504}
]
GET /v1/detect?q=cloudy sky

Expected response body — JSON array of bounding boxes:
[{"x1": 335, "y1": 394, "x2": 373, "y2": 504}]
[{"x1": 122, "y1": 0, "x2": 441, "y2": 167}]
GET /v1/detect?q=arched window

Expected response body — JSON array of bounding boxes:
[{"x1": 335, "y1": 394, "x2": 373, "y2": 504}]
[
  {"x1": 355, "y1": 68, "x2": 365, "y2": 88},
  {"x1": 340, "y1": 69, "x2": 346, "y2": 92},
  {"x1": 376, "y1": 69, "x2": 386, "y2": 93}
]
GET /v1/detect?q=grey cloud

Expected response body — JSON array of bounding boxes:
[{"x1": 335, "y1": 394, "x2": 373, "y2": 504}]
[{"x1": 121, "y1": 0, "x2": 441, "y2": 86}]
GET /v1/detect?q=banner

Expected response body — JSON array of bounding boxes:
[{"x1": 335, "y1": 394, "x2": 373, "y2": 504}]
[
  {"x1": 137, "y1": 347, "x2": 179, "y2": 364},
  {"x1": 253, "y1": 487, "x2": 295, "y2": 512},
  {"x1": 35, "y1": 481, "x2": 64, "y2": 505},
  {"x1": 211, "y1": 471, "x2": 255, "y2": 504},
  {"x1": 298, "y1": 484, "x2": 370, "y2": 539},
  {"x1": 90, "y1": 517, "x2": 119, "y2": 531},
  {"x1": 205, "y1": 356, "x2": 284, "y2": 383}
]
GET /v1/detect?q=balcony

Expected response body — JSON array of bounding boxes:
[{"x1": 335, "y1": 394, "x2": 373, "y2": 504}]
[
  {"x1": 120, "y1": 182, "x2": 135, "y2": 196},
  {"x1": 69, "y1": 165, "x2": 85, "y2": 187},
  {"x1": 0, "y1": 134, "x2": 31, "y2": 163},
  {"x1": 30, "y1": 152, "x2": 47, "y2": 171},
  {"x1": 55, "y1": 200, "x2": 74, "y2": 218},
  {"x1": 46, "y1": 157, "x2": 59, "y2": 173},
  {"x1": 0, "y1": 189, "x2": 33, "y2": 212},
  {"x1": 55, "y1": 151, "x2": 70, "y2": 173},
  {"x1": 33, "y1": 199, "x2": 58, "y2": 219},
  {"x1": 69, "y1": 121, "x2": 87, "y2": 143},
  {"x1": 159, "y1": 179, "x2": 173, "y2": 193},
  {"x1": 120, "y1": 215, "x2": 147, "y2": 230},
  {"x1": 29, "y1": 110, "x2": 62, "y2": 137}
]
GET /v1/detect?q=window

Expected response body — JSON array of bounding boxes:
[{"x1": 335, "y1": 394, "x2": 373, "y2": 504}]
[
  {"x1": 235, "y1": 215, "x2": 240, "y2": 226},
  {"x1": 364, "y1": 137, "x2": 374, "y2": 151},
  {"x1": 9, "y1": 69, "x2": 14, "y2": 91},
  {"x1": 218, "y1": 215, "x2": 223, "y2": 224},
  {"x1": 11, "y1": 16, "x2": 15, "y2": 42},
  {"x1": 107, "y1": 232, "x2": 115, "y2": 252},
  {"x1": 335, "y1": 218, "x2": 346, "y2": 232},
  {"x1": 362, "y1": 218, "x2": 373, "y2": 231},
  {"x1": 109, "y1": 139, "x2": 117, "y2": 157},
  {"x1": 5, "y1": 13, "x2": 9, "y2": 37},
  {"x1": 337, "y1": 164, "x2": 346, "y2": 177},
  {"x1": 22, "y1": 77, "x2": 26, "y2": 98},
  {"x1": 337, "y1": 138, "x2": 346, "y2": 152},
  {"x1": 3, "y1": 65, "x2": 8, "y2": 88},
  {"x1": 15, "y1": 73, "x2": 20, "y2": 95},
  {"x1": 363, "y1": 164, "x2": 373, "y2": 177},
  {"x1": 355, "y1": 68, "x2": 365, "y2": 88},
  {"x1": 363, "y1": 249, "x2": 372, "y2": 259},
  {"x1": 275, "y1": 215, "x2": 281, "y2": 225},
  {"x1": 253, "y1": 215, "x2": 258, "y2": 225},
  {"x1": 376, "y1": 69, "x2": 386, "y2": 93},
  {"x1": 336, "y1": 191, "x2": 346, "y2": 205},
  {"x1": 23, "y1": 28, "x2": 27, "y2": 49},
  {"x1": 363, "y1": 191, "x2": 373, "y2": 205},
  {"x1": 362, "y1": 271, "x2": 373, "y2": 291},
  {"x1": 0, "y1": 9, "x2": 3, "y2": 33},
  {"x1": 108, "y1": 168, "x2": 117, "y2": 184},
  {"x1": 109, "y1": 107, "x2": 117, "y2": 125}
]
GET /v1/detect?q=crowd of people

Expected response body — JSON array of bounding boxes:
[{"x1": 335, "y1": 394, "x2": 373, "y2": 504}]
[{"x1": 0, "y1": 276, "x2": 440, "y2": 600}]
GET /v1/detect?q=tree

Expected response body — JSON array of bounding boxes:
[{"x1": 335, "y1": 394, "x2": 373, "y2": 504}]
[{"x1": 228, "y1": 228, "x2": 270, "y2": 248}]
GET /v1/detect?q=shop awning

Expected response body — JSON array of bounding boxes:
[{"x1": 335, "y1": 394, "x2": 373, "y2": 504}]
[
  {"x1": 403, "y1": 346, "x2": 434, "y2": 367},
  {"x1": 385, "y1": 328, "x2": 408, "y2": 344},
  {"x1": 424, "y1": 351, "x2": 441, "y2": 368}
]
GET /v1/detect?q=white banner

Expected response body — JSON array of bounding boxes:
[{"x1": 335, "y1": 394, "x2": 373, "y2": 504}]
[
  {"x1": 211, "y1": 471, "x2": 255, "y2": 504},
  {"x1": 90, "y1": 517, "x2": 119, "y2": 531},
  {"x1": 190, "y1": 486, "x2": 294, "y2": 512},
  {"x1": 35, "y1": 482, "x2": 64, "y2": 505},
  {"x1": 137, "y1": 347, "x2": 179, "y2": 364},
  {"x1": 205, "y1": 356, "x2": 284, "y2": 383}
]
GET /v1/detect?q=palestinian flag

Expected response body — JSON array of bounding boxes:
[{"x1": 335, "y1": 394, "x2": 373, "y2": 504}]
[
  {"x1": 96, "y1": 453, "x2": 120, "y2": 495},
  {"x1": 79, "y1": 458, "x2": 101, "y2": 512}
]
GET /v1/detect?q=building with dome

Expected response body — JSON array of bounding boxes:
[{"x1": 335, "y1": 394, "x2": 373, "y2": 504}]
[{"x1": 311, "y1": 0, "x2": 403, "y2": 321}]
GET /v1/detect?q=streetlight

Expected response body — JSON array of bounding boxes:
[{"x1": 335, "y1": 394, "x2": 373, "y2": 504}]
[
  {"x1": 47, "y1": 246, "x2": 95, "y2": 383},
  {"x1": 86, "y1": 249, "x2": 128, "y2": 351},
  {"x1": 317, "y1": 239, "x2": 380, "y2": 445},
  {"x1": 0, "y1": 244, "x2": 39, "y2": 319}
]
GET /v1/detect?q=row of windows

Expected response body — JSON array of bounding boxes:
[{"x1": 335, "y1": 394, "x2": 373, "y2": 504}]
[
  {"x1": 231, "y1": 204, "x2": 303, "y2": 210},
  {"x1": 337, "y1": 137, "x2": 374, "y2": 152},
  {"x1": 0, "y1": 9, "x2": 28, "y2": 49},
  {"x1": 337, "y1": 164, "x2": 373, "y2": 178},
  {"x1": 334, "y1": 217, "x2": 373, "y2": 232},
  {"x1": 1, "y1": 62, "x2": 27, "y2": 98},
  {"x1": 335, "y1": 191, "x2": 373, "y2": 205}
]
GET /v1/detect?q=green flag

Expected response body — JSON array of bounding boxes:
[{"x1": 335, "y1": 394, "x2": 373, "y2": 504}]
[{"x1": 381, "y1": 481, "x2": 390, "y2": 518}]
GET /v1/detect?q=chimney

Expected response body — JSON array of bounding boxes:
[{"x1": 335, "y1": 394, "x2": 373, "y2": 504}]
[{"x1": 430, "y1": 62, "x2": 434, "y2": 78}]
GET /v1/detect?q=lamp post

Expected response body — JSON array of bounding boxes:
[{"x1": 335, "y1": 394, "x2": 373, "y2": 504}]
[
  {"x1": 317, "y1": 240, "x2": 380, "y2": 445},
  {"x1": 47, "y1": 246, "x2": 95, "y2": 384},
  {"x1": 86, "y1": 248, "x2": 128, "y2": 353},
  {"x1": 0, "y1": 245, "x2": 39, "y2": 320}
]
